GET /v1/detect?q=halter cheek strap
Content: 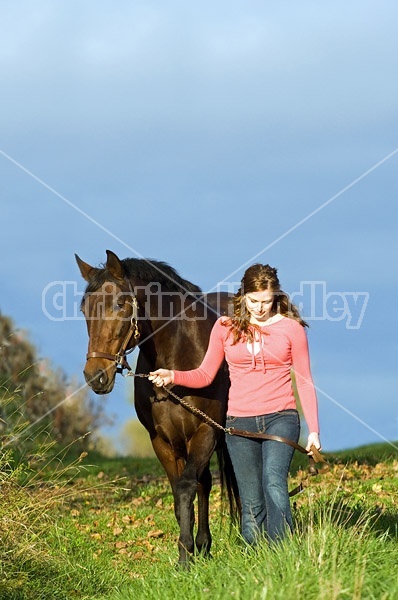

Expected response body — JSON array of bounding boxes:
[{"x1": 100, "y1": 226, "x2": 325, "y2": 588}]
[{"x1": 86, "y1": 294, "x2": 140, "y2": 374}]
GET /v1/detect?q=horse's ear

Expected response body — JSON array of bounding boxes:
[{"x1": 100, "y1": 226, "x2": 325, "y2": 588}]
[
  {"x1": 105, "y1": 250, "x2": 124, "y2": 280},
  {"x1": 75, "y1": 254, "x2": 97, "y2": 281}
]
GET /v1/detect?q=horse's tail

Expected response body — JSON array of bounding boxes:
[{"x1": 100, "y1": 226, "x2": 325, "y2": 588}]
[{"x1": 216, "y1": 442, "x2": 241, "y2": 525}]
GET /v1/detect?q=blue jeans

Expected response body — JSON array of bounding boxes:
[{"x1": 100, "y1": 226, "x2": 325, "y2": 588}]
[{"x1": 226, "y1": 410, "x2": 300, "y2": 545}]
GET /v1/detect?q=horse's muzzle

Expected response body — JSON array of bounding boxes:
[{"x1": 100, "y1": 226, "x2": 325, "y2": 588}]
[{"x1": 84, "y1": 366, "x2": 115, "y2": 394}]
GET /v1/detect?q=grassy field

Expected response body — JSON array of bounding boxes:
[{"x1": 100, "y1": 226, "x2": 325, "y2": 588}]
[{"x1": 1, "y1": 441, "x2": 397, "y2": 600}]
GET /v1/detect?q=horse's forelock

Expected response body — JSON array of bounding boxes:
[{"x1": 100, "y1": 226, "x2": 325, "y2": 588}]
[{"x1": 80, "y1": 268, "x2": 128, "y2": 310}]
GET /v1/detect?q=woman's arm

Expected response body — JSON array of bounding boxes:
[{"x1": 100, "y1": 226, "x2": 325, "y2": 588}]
[
  {"x1": 290, "y1": 322, "x2": 321, "y2": 450},
  {"x1": 149, "y1": 319, "x2": 226, "y2": 388}
]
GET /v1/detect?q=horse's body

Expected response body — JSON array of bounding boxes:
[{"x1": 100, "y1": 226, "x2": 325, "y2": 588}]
[{"x1": 76, "y1": 250, "x2": 237, "y2": 564}]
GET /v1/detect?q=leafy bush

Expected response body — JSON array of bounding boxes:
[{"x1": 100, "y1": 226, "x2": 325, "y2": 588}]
[{"x1": 0, "y1": 312, "x2": 106, "y2": 453}]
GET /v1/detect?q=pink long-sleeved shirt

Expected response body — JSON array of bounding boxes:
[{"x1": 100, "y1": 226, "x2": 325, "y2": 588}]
[{"x1": 173, "y1": 316, "x2": 319, "y2": 433}]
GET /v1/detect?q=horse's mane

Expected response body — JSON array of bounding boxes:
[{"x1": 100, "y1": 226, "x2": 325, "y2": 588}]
[
  {"x1": 123, "y1": 258, "x2": 201, "y2": 293},
  {"x1": 84, "y1": 257, "x2": 202, "y2": 294}
]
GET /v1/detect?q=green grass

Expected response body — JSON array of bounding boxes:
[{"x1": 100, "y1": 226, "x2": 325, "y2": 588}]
[{"x1": 0, "y1": 442, "x2": 397, "y2": 599}]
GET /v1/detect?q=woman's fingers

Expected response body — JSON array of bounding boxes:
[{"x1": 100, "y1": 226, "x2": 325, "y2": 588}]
[{"x1": 148, "y1": 369, "x2": 173, "y2": 386}]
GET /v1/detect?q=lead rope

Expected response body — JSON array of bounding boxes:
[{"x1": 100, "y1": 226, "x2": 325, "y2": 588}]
[{"x1": 126, "y1": 372, "x2": 329, "y2": 496}]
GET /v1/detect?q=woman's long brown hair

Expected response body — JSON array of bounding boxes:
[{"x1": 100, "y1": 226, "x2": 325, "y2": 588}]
[{"x1": 223, "y1": 263, "x2": 308, "y2": 344}]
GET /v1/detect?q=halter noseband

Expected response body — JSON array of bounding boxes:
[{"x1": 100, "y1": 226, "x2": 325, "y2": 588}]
[{"x1": 86, "y1": 288, "x2": 140, "y2": 375}]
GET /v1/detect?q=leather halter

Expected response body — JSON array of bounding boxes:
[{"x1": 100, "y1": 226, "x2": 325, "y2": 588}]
[{"x1": 86, "y1": 291, "x2": 140, "y2": 374}]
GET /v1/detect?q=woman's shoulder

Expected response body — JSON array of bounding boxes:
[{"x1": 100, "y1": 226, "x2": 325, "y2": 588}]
[
  {"x1": 214, "y1": 316, "x2": 233, "y2": 335},
  {"x1": 279, "y1": 316, "x2": 306, "y2": 334},
  {"x1": 218, "y1": 315, "x2": 232, "y2": 325}
]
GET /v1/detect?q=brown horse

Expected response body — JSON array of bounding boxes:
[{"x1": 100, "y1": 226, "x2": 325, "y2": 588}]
[{"x1": 75, "y1": 250, "x2": 238, "y2": 564}]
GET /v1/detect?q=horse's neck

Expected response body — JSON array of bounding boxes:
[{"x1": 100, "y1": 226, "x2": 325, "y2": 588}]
[
  {"x1": 140, "y1": 312, "x2": 213, "y2": 370},
  {"x1": 136, "y1": 288, "x2": 215, "y2": 366}
]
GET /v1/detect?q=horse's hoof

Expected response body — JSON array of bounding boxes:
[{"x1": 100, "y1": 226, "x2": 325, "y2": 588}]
[{"x1": 175, "y1": 559, "x2": 191, "y2": 571}]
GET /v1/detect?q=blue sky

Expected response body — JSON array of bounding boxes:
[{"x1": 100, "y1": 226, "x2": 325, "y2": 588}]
[{"x1": 1, "y1": 1, "x2": 397, "y2": 452}]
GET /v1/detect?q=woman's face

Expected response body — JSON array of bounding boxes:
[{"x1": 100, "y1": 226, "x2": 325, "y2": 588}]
[{"x1": 245, "y1": 289, "x2": 274, "y2": 324}]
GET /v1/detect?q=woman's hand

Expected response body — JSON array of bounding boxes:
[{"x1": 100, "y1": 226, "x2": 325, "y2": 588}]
[
  {"x1": 148, "y1": 369, "x2": 174, "y2": 387},
  {"x1": 306, "y1": 432, "x2": 322, "y2": 454}
]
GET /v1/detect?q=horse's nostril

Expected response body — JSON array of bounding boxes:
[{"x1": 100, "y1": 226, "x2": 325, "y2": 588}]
[{"x1": 97, "y1": 370, "x2": 108, "y2": 386}]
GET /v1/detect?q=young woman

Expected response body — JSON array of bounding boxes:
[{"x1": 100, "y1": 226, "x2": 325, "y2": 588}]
[{"x1": 149, "y1": 263, "x2": 321, "y2": 545}]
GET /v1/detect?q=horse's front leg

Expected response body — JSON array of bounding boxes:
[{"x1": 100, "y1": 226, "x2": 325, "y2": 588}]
[
  {"x1": 173, "y1": 454, "x2": 214, "y2": 563},
  {"x1": 174, "y1": 465, "x2": 198, "y2": 564},
  {"x1": 151, "y1": 435, "x2": 196, "y2": 565},
  {"x1": 195, "y1": 464, "x2": 212, "y2": 555},
  {"x1": 184, "y1": 423, "x2": 217, "y2": 558}
]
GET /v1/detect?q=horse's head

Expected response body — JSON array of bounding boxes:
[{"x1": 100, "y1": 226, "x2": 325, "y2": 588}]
[{"x1": 75, "y1": 250, "x2": 140, "y2": 394}]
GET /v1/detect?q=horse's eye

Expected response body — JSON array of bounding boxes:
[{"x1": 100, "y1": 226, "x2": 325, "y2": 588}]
[{"x1": 114, "y1": 300, "x2": 126, "y2": 312}]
